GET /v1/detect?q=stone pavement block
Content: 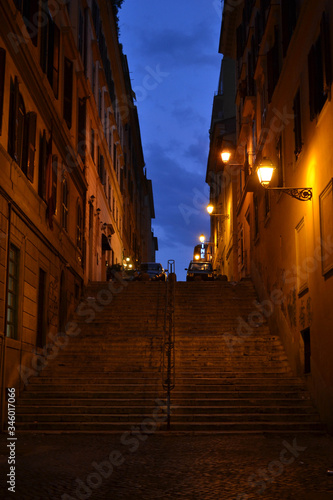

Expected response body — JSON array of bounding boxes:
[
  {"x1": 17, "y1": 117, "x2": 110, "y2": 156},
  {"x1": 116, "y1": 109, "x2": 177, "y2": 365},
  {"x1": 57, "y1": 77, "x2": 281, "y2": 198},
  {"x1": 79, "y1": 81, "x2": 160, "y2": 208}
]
[{"x1": 0, "y1": 433, "x2": 333, "y2": 499}]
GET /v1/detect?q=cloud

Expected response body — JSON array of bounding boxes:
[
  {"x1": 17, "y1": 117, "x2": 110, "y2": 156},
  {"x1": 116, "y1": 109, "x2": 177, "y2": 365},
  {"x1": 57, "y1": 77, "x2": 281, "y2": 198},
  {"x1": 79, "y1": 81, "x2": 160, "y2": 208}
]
[{"x1": 127, "y1": 18, "x2": 220, "y2": 73}]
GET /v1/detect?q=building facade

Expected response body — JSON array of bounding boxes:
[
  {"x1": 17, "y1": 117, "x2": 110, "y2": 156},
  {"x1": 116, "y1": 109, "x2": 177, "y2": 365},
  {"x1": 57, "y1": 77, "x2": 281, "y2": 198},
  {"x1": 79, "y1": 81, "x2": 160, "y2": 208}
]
[
  {"x1": 207, "y1": 0, "x2": 333, "y2": 429},
  {"x1": 0, "y1": 0, "x2": 156, "y2": 426}
]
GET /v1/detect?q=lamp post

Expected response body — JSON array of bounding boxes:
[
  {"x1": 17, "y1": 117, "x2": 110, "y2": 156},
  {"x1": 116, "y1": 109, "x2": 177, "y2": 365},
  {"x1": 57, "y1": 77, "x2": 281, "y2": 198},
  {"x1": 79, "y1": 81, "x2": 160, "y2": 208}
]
[{"x1": 256, "y1": 158, "x2": 313, "y2": 201}]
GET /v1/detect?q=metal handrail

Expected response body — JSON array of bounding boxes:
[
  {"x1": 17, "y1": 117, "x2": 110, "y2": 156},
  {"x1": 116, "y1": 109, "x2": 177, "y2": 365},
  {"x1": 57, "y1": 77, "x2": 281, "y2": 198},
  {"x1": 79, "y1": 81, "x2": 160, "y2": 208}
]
[{"x1": 162, "y1": 263, "x2": 176, "y2": 430}]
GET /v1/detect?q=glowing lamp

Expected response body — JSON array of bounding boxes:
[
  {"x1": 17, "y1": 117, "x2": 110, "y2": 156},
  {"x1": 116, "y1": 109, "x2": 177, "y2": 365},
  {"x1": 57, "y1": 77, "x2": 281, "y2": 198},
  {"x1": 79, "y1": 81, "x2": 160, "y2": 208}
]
[
  {"x1": 256, "y1": 158, "x2": 275, "y2": 186},
  {"x1": 221, "y1": 150, "x2": 232, "y2": 163}
]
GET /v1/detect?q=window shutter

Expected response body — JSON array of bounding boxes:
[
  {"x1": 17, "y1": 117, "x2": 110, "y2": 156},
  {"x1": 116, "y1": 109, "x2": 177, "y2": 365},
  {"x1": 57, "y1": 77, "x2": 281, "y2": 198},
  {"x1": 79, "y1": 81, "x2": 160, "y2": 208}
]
[
  {"x1": 321, "y1": 12, "x2": 332, "y2": 96},
  {"x1": 52, "y1": 154, "x2": 58, "y2": 213},
  {"x1": 308, "y1": 46, "x2": 316, "y2": 120},
  {"x1": 63, "y1": 58, "x2": 73, "y2": 129},
  {"x1": 52, "y1": 23, "x2": 60, "y2": 98},
  {"x1": 8, "y1": 77, "x2": 19, "y2": 161},
  {"x1": 22, "y1": 111, "x2": 37, "y2": 181},
  {"x1": 281, "y1": 0, "x2": 290, "y2": 57},
  {"x1": 23, "y1": 0, "x2": 39, "y2": 46},
  {"x1": 46, "y1": 17, "x2": 60, "y2": 98},
  {"x1": 293, "y1": 89, "x2": 302, "y2": 158},
  {"x1": 0, "y1": 48, "x2": 6, "y2": 135},
  {"x1": 40, "y1": 3, "x2": 48, "y2": 74},
  {"x1": 38, "y1": 130, "x2": 47, "y2": 200},
  {"x1": 78, "y1": 98, "x2": 86, "y2": 161}
]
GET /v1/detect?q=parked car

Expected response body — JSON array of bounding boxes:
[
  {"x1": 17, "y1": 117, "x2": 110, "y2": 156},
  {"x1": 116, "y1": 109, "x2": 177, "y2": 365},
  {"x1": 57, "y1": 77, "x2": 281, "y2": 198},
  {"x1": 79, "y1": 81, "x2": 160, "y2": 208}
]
[
  {"x1": 185, "y1": 261, "x2": 215, "y2": 281},
  {"x1": 137, "y1": 262, "x2": 167, "y2": 281}
]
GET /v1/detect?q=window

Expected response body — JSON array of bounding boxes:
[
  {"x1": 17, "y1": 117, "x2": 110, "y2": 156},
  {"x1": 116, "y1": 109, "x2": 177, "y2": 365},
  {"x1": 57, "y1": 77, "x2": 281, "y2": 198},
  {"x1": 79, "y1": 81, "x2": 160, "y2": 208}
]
[
  {"x1": 8, "y1": 77, "x2": 37, "y2": 181},
  {"x1": 98, "y1": 150, "x2": 106, "y2": 186},
  {"x1": 113, "y1": 143, "x2": 117, "y2": 171},
  {"x1": 91, "y1": 127, "x2": 95, "y2": 162},
  {"x1": 63, "y1": 58, "x2": 73, "y2": 129},
  {"x1": 319, "y1": 179, "x2": 333, "y2": 275},
  {"x1": 15, "y1": 0, "x2": 39, "y2": 46},
  {"x1": 6, "y1": 244, "x2": 20, "y2": 339},
  {"x1": 293, "y1": 88, "x2": 302, "y2": 159},
  {"x1": 61, "y1": 178, "x2": 68, "y2": 231},
  {"x1": 281, "y1": 0, "x2": 298, "y2": 57},
  {"x1": 40, "y1": 2, "x2": 60, "y2": 98},
  {"x1": 276, "y1": 136, "x2": 284, "y2": 187},
  {"x1": 264, "y1": 190, "x2": 270, "y2": 218},
  {"x1": 240, "y1": 226, "x2": 244, "y2": 267},
  {"x1": 267, "y1": 26, "x2": 281, "y2": 102},
  {"x1": 78, "y1": 98, "x2": 86, "y2": 162},
  {"x1": 296, "y1": 218, "x2": 308, "y2": 294},
  {"x1": 76, "y1": 203, "x2": 82, "y2": 249},
  {"x1": 38, "y1": 130, "x2": 48, "y2": 200},
  {"x1": 301, "y1": 327, "x2": 311, "y2": 374},
  {"x1": 36, "y1": 268, "x2": 46, "y2": 348},
  {"x1": 308, "y1": 12, "x2": 332, "y2": 120},
  {"x1": 0, "y1": 48, "x2": 6, "y2": 135}
]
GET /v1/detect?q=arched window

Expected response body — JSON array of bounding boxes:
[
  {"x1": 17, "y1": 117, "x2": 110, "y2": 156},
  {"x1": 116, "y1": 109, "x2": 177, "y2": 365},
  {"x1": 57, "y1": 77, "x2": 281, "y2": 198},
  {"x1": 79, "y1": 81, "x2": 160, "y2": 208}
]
[
  {"x1": 61, "y1": 179, "x2": 68, "y2": 231},
  {"x1": 76, "y1": 202, "x2": 82, "y2": 249}
]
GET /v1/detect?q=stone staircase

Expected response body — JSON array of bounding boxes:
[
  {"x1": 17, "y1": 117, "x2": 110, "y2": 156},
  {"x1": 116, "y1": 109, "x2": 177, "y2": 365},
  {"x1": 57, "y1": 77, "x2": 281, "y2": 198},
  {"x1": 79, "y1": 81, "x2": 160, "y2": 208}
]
[
  {"x1": 16, "y1": 281, "x2": 167, "y2": 432},
  {"x1": 15, "y1": 279, "x2": 325, "y2": 433},
  {"x1": 169, "y1": 281, "x2": 324, "y2": 432}
]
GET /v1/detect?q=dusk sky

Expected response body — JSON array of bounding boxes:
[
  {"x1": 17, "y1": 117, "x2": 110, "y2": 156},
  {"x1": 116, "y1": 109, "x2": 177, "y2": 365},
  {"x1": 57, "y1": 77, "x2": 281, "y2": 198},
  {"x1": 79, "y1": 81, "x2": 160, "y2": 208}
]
[{"x1": 119, "y1": 0, "x2": 223, "y2": 280}]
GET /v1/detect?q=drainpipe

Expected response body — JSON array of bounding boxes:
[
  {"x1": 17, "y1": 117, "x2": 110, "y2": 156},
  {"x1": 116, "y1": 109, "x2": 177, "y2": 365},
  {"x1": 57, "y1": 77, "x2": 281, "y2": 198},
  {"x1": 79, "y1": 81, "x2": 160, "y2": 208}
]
[{"x1": 1, "y1": 201, "x2": 12, "y2": 431}]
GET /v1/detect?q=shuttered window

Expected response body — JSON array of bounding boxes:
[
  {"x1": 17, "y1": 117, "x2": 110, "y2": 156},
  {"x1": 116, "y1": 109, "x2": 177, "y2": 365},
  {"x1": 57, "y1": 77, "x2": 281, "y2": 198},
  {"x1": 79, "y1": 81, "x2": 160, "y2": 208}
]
[
  {"x1": 23, "y1": 111, "x2": 37, "y2": 181},
  {"x1": 38, "y1": 130, "x2": 47, "y2": 200},
  {"x1": 0, "y1": 48, "x2": 6, "y2": 135},
  {"x1": 63, "y1": 57, "x2": 73, "y2": 129},
  {"x1": 8, "y1": 77, "x2": 19, "y2": 161},
  {"x1": 8, "y1": 76, "x2": 36, "y2": 180},
  {"x1": 40, "y1": 4, "x2": 60, "y2": 98},
  {"x1": 308, "y1": 12, "x2": 332, "y2": 120},
  {"x1": 6, "y1": 245, "x2": 20, "y2": 339},
  {"x1": 61, "y1": 179, "x2": 68, "y2": 231},
  {"x1": 78, "y1": 98, "x2": 86, "y2": 162},
  {"x1": 77, "y1": 203, "x2": 82, "y2": 249},
  {"x1": 267, "y1": 26, "x2": 280, "y2": 102},
  {"x1": 281, "y1": 0, "x2": 297, "y2": 57}
]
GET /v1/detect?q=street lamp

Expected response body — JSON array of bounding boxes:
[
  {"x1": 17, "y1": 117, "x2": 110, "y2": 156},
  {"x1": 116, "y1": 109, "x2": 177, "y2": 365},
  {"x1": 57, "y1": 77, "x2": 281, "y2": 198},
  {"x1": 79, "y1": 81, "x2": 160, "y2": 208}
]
[
  {"x1": 199, "y1": 234, "x2": 205, "y2": 243},
  {"x1": 206, "y1": 204, "x2": 230, "y2": 220},
  {"x1": 221, "y1": 149, "x2": 232, "y2": 163},
  {"x1": 256, "y1": 158, "x2": 313, "y2": 201}
]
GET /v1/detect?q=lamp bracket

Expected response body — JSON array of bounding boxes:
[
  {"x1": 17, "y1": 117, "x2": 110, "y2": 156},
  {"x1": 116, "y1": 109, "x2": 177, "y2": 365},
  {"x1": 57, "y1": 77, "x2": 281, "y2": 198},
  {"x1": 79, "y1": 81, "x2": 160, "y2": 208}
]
[
  {"x1": 265, "y1": 187, "x2": 312, "y2": 201},
  {"x1": 211, "y1": 214, "x2": 230, "y2": 220}
]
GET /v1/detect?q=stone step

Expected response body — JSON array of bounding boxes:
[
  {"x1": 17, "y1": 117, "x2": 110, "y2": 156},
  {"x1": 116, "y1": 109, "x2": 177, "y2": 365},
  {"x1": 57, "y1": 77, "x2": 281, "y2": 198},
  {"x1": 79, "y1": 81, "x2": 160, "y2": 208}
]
[
  {"x1": 16, "y1": 397, "x2": 315, "y2": 407},
  {"x1": 23, "y1": 382, "x2": 309, "y2": 393},
  {"x1": 27, "y1": 375, "x2": 305, "y2": 385},
  {"x1": 15, "y1": 412, "x2": 322, "y2": 424},
  {"x1": 19, "y1": 390, "x2": 311, "y2": 400},
  {"x1": 14, "y1": 421, "x2": 325, "y2": 433},
  {"x1": 15, "y1": 404, "x2": 318, "y2": 415}
]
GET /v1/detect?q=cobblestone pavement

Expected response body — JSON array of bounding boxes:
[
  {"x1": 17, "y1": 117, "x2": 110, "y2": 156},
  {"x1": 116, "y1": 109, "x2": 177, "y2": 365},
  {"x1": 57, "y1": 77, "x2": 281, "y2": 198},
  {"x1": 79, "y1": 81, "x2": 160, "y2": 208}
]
[{"x1": 1, "y1": 432, "x2": 333, "y2": 500}]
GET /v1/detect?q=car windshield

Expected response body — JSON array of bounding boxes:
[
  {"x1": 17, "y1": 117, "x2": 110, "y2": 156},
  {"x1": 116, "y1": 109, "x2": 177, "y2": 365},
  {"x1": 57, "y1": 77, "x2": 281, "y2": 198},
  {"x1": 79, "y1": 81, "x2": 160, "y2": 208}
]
[
  {"x1": 140, "y1": 263, "x2": 161, "y2": 272},
  {"x1": 189, "y1": 263, "x2": 212, "y2": 271}
]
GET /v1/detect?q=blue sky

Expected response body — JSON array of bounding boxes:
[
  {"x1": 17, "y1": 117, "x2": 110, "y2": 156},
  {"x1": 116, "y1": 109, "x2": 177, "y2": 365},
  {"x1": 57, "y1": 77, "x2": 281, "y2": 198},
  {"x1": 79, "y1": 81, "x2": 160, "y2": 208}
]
[{"x1": 119, "y1": 0, "x2": 222, "y2": 280}]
